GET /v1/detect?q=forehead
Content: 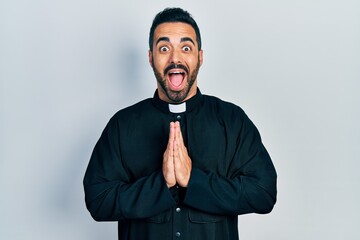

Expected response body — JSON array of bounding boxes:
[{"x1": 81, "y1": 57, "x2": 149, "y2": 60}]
[{"x1": 154, "y1": 22, "x2": 197, "y2": 42}]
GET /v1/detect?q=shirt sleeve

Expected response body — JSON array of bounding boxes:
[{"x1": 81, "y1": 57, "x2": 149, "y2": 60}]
[
  {"x1": 183, "y1": 111, "x2": 277, "y2": 216},
  {"x1": 83, "y1": 116, "x2": 176, "y2": 221}
]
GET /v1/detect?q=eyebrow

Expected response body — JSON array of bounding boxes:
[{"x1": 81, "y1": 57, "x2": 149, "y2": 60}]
[
  {"x1": 156, "y1": 37, "x2": 170, "y2": 46},
  {"x1": 180, "y1": 37, "x2": 195, "y2": 45},
  {"x1": 156, "y1": 37, "x2": 196, "y2": 46}
]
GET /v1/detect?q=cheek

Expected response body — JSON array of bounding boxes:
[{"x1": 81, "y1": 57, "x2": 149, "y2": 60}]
[
  {"x1": 188, "y1": 55, "x2": 199, "y2": 68},
  {"x1": 153, "y1": 55, "x2": 167, "y2": 69}
]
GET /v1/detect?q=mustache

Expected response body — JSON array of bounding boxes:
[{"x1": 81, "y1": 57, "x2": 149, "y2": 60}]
[{"x1": 164, "y1": 63, "x2": 189, "y2": 75}]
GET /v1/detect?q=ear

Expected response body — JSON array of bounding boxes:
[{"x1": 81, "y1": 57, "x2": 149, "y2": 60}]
[
  {"x1": 199, "y1": 49, "x2": 204, "y2": 66},
  {"x1": 148, "y1": 50, "x2": 153, "y2": 66}
]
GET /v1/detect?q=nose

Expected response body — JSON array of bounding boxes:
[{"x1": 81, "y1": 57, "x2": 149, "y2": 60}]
[{"x1": 169, "y1": 49, "x2": 182, "y2": 64}]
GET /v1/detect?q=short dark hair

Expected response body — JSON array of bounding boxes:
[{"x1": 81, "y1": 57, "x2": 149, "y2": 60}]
[{"x1": 149, "y1": 8, "x2": 202, "y2": 51}]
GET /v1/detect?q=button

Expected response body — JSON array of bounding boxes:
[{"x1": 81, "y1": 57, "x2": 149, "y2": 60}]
[
  {"x1": 175, "y1": 232, "x2": 181, "y2": 238},
  {"x1": 176, "y1": 115, "x2": 181, "y2": 120},
  {"x1": 176, "y1": 207, "x2": 181, "y2": 213}
]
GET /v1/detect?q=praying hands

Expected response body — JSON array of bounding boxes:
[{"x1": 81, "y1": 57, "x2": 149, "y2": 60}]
[{"x1": 162, "y1": 121, "x2": 192, "y2": 188}]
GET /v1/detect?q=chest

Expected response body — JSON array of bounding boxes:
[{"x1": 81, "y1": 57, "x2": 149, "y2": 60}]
[{"x1": 119, "y1": 113, "x2": 236, "y2": 180}]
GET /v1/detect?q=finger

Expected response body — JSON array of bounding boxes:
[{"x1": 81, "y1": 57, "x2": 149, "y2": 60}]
[
  {"x1": 167, "y1": 137, "x2": 174, "y2": 157},
  {"x1": 169, "y1": 122, "x2": 175, "y2": 142},
  {"x1": 173, "y1": 138, "x2": 179, "y2": 162},
  {"x1": 163, "y1": 138, "x2": 176, "y2": 188},
  {"x1": 174, "y1": 121, "x2": 184, "y2": 146},
  {"x1": 164, "y1": 123, "x2": 175, "y2": 170}
]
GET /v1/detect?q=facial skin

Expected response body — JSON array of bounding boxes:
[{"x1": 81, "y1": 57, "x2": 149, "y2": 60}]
[{"x1": 149, "y1": 22, "x2": 203, "y2": 103}]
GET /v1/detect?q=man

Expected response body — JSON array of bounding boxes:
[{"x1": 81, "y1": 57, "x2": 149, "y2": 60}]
[{"x1": 83, "y1": 7, "x2": 277, "y2": 240}]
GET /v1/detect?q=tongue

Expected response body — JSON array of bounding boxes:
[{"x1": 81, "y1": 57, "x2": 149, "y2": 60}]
[{"x1": 169, "y1": 74, "x2": 183, "y2": 87}]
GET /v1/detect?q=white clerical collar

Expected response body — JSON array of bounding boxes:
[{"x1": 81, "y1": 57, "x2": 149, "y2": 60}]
[{"x1": 168, "y1": 102, "x2": 186, "y2": 113}]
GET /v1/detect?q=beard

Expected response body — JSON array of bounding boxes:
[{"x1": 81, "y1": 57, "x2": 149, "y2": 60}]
[{"x1": 151, "y1": 57, "x2": 201, "y2": 103}]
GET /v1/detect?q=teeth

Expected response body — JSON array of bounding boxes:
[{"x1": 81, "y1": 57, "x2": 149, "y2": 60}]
[{"x1": 170, "y1": 71, "x2": 183, "y2": 74}]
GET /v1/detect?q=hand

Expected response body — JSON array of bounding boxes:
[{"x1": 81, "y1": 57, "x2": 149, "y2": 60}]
[
  {"x1": 173, "y1": 121, "x2": 192, "y2": 187},
  {"x1": 162, "y1": 121, "x2": 192, "y2": 188},
  {"x1": 162, "y1": 122, "x2": 176, "y2": 188}
]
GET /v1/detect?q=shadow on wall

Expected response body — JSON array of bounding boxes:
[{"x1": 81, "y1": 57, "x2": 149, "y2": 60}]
[
  {"x1": 47, "y1": 44, "x2": 147, "y2": 239},
  {"x1": 118, "y1": 43, "x2": 151, "y2": 103}
]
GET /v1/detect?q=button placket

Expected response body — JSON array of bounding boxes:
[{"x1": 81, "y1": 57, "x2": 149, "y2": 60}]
[{"x1": 173, "y1": 205, "x2": 184, "y2": 239}]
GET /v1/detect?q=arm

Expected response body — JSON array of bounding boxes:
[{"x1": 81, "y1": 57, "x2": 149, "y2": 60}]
[
  {"x1": 183, "y1": 113, "x2": 277, "y2": 215},
  {"x1": 83, "y1": 116, "x2": 176, "y2": 221}
]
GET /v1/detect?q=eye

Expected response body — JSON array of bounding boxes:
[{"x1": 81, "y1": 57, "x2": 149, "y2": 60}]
[
  {"x1": 182, "y1": 46, "x2": 191, "y2": 52},
  {"x1": 160, "y1": 46, "x2": 169, "y2": 52}
]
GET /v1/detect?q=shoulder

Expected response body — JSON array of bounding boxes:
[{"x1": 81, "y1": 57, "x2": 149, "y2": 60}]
[
  {"x1": 104, "y1": 98, "x2": 153, "y2": 128},
  {"x1": 202, "y1": 94, "x2": 246, "y2": 118},
  {"x1": 202, "y1": 94, "x2": 261, "y2": 136},
  {"x1": 119, "y1": 98, "x2": 153, "y2": 113}
]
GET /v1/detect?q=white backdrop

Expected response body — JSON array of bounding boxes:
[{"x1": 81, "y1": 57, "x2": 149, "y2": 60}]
[{"x1": 1, "y1": 0, "x2": 359, "y2": 239}]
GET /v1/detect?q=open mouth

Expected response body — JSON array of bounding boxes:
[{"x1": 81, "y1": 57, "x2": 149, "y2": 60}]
[{"x1": 167, "y1": 70, "x2": 186, "y2": 88}]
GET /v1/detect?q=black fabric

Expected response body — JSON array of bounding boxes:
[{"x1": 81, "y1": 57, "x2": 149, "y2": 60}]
[{"x1": 83, "y1": 89, "x2": 277, "y2": 240}]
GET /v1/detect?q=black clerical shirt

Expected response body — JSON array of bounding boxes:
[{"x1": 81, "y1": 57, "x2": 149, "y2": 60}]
[{"x1": 83, "y1": 89, "x2": 277, "y2": 240}]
